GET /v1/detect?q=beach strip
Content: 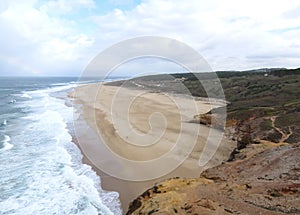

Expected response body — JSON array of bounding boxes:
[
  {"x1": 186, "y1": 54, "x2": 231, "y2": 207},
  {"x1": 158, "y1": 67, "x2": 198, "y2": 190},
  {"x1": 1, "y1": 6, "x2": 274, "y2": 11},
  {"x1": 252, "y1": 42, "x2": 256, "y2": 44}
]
[{"x1": 71, "y1": 83, "x2": 235, "y2": 211}]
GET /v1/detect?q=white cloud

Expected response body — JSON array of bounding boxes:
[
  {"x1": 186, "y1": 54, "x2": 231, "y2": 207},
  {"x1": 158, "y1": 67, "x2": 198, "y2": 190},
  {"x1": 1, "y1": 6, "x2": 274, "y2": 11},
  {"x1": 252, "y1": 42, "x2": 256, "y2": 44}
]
[
  {"x1": 0, "y1": 0, "x2": 95, "y2": 76},
  {"x1": 0, "y1": 0, "x2": 299, "y2": 76},
  {"x1": 0, "y1": 1, "x2": 9, "y2": 13},
  {"x1": 91, "y1": 0, "x2": 300, "y2": 71},
  {"x1": 40, "y1": 0, "x2": 96, "y2": 15}
]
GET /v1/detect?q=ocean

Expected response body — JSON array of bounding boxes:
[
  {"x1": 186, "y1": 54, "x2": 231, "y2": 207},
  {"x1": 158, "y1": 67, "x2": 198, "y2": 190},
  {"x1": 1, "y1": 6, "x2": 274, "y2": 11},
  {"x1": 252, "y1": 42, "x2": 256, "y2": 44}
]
[{"x1": 0, "y1": 77, "x2": 122, "y2": 215}]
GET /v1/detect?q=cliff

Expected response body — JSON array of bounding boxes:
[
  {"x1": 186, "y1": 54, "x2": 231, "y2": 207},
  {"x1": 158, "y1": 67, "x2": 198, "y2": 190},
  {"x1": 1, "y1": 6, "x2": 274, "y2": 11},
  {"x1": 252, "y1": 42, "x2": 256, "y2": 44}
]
[{"x1": 127, "y1": 143, "x2": 300, "y2": 214}]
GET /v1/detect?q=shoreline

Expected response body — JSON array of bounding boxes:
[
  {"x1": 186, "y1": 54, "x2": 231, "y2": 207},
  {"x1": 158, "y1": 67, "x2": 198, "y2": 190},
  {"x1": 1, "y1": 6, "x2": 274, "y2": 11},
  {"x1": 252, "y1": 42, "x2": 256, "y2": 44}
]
[
  {"x1": 64, "y1": 88, "x2": 122, "y2": 214},
  {"x1": 69, "y1": 82, "x2": 236, "y2": 212}
]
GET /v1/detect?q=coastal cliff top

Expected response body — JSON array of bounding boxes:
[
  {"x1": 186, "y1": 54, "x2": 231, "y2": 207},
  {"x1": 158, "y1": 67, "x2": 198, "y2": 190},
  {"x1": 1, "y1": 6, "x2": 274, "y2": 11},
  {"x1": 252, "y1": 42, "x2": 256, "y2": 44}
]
[{"x1": 127, "y1": 143, "x2": 300, "y2": 214}]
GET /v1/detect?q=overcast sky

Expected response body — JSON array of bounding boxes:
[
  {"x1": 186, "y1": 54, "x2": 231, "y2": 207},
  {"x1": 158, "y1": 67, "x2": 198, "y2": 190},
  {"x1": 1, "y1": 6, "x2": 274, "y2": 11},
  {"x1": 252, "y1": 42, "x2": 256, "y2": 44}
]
[{"x1": 0, "y1": 0, "x2": 300, "y2": 76}]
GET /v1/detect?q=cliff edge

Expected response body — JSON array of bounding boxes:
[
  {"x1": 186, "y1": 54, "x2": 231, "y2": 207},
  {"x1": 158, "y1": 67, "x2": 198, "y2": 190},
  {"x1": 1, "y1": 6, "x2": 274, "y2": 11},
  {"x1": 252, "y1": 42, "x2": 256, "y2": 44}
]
[{"x1": 127, "y1": 143, "x2": 300, "y2": 214}]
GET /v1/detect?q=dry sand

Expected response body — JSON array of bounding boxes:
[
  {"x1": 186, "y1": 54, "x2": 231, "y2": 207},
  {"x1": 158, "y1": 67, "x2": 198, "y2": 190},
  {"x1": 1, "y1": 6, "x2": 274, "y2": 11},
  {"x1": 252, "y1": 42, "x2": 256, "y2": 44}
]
[{"x1": 71, "y1": 83, "x2": 235, "y2": 212}]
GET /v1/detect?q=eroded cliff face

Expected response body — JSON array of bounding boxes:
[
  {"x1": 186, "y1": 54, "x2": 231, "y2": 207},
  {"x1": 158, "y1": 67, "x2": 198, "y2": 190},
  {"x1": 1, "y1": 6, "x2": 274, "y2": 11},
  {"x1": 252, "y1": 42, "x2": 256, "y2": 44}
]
[{"x1": 127, "y1": 143, "x2": 300, "y2": 215}]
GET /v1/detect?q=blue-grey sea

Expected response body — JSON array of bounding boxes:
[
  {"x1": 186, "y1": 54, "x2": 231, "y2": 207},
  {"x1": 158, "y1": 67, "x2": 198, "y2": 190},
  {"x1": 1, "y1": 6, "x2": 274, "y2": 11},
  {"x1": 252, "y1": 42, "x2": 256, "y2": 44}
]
[{"x1": 0, "y1": 77, "x2": 121, "y2": 215}]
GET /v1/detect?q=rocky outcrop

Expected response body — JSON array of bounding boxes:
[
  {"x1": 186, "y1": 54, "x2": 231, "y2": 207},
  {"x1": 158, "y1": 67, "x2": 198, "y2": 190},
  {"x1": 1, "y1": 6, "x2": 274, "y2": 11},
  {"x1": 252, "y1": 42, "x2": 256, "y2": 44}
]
[
  {"x1": 191, "y1": 113, "x2": 212, "y2": 126},
  {"x1": 191, "y1": 113, "x2": 226, "y2": 130},
  {"x1": 127, "y1": 144, "x2": 300, "y2": 214}
]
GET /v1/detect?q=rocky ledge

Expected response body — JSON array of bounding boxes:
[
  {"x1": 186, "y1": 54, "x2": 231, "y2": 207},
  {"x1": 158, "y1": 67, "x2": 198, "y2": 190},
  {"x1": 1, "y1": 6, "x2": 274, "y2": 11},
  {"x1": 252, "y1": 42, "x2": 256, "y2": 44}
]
[{"x1": 127, "y1": 143, "x2": 300, "y2": 214}]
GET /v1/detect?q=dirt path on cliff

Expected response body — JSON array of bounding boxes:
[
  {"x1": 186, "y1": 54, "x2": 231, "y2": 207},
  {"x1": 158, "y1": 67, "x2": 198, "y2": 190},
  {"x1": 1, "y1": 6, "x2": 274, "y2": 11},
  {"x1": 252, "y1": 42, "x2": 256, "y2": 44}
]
[{"x1": 270, "y1": 116, "x2": 293, "y2": 143}]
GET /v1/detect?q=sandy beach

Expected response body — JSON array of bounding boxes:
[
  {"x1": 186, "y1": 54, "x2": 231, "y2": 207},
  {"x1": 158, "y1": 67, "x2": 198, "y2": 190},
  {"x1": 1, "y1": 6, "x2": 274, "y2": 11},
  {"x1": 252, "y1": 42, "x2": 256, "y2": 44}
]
[{"x1": 71, "y1": 83, "x2": 235, "y2": 212}]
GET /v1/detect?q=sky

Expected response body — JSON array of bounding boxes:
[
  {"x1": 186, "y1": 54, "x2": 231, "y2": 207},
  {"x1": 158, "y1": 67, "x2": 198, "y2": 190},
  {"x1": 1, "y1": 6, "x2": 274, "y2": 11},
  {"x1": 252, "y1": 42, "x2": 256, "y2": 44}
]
[{"x1": 0, "y1": 0, "x2": 300, "y2": 76}]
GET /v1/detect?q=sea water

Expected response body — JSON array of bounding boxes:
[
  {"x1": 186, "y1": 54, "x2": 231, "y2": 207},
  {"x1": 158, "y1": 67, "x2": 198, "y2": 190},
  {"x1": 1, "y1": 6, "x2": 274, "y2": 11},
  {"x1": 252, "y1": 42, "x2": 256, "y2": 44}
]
[{"x1": 0, "y1": 77, "x2": 121, "y2": 215}]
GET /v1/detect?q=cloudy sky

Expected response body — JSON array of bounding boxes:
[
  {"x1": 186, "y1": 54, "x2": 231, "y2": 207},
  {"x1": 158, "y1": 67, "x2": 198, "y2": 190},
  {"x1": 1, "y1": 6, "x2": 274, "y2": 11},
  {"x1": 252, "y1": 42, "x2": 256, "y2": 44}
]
[{"x1": 0, "y1": 0, "x2": 300, "y2": 76}]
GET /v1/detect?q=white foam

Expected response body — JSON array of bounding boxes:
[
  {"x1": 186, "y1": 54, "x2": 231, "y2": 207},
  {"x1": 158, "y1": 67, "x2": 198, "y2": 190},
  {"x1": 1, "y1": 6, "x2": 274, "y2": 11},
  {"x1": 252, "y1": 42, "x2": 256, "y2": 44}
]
[
  {"x1": 3, "y1": 119, "x2": 7, "y2": 125},
  {"x1": 9, "y1": 99, "x2": 16, "y2": 104},
  {"x1": 1, "y1": 135, "x2": 13, "y2": 151},
  {"x1": 21, "y1": 93, "x2": 32, "y2": 99},
  {"x1": 26, "y1": 84, "x2": 77, "y2": 95},
  {"x1": 0, "y1": 81, "x2": 122, "y2": 214},
  {"x1": 51, "y1": 82, "x2": 71, "y2": 86},
  {"x1": 51, "y1": 81, "x2": 97, "y2": 86},
  {"x1": 71, "y1": 80, "x2": 97, "y2": 85}
]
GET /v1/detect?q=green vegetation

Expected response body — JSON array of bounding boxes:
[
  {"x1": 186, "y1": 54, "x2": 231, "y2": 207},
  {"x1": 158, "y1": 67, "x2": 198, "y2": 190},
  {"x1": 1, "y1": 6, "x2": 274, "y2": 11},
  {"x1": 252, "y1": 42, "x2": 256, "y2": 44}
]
[{"x1": 180, "y1": 68, "x2": 300, "y2": 144}]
